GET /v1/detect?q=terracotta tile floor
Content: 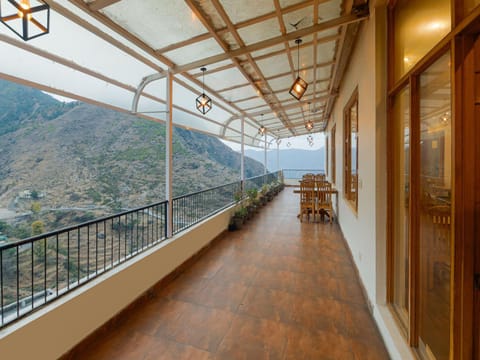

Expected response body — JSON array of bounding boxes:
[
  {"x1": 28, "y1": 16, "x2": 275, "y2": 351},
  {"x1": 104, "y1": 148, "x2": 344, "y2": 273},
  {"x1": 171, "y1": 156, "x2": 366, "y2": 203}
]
[{"x1": 74, "y1": 189, "x2": 390, "y2": 359}]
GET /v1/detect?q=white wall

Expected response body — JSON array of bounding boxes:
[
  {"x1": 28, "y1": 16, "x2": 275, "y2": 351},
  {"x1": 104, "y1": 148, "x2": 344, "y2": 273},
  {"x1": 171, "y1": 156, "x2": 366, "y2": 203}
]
[
  {"x1": 330, "y1": 2, "x2": 379, "y2": 307},
  {"x1": 0, "y1": 206, "x2": 235, "y2": 360},
  {"x1": 326, "y1": 2, "x2": 414, "y2": 359}
]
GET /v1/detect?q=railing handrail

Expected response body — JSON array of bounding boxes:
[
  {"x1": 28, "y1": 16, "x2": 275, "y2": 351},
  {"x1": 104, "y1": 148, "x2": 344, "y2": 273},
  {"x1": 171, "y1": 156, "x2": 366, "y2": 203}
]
[
  {"x1": 0, "y1": 173, "x2": 283, "y2": 329},
  {"x1": 282, "y1": 168, "x2": 324, "y2": 173},
  {"x1": 172, "y1": 180, "x2": 241, "y2": 201},
  {"x1": 0, "y1": 172, "x2": 284, "y2": 250},
  {"x1": 244, "y1": 170, "x2": 281, "y2": 182},
  {"x1": 0, "y1": 200, "x2": 168, "y2": 250}
]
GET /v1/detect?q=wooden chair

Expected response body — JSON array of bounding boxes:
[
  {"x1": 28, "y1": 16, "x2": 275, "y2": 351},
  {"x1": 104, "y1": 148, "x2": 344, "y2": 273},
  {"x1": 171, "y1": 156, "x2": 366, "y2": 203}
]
[
  {"x1": 316, "y1": 181, "x2": 334, "y2": 223},
  {"x1": 314, "y1": 173, "x2": 326, "y2": 182},
  {"x1": 299, "y1": 180, "x2": 315, "y2": 222},
  {"x1": 426, "y1": 205, "x2": 451, "y2": 291},
  {"x1": 302, "y1": 173, "x2": 315, "y2": 180}
]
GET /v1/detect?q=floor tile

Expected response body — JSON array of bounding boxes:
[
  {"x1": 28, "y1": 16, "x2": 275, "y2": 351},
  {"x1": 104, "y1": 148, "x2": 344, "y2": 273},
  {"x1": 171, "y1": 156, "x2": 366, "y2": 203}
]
[
  {"x1": 216, "y1": 314, "x2": 288, "y2": 360},
  {"x1": 169, "y1": 302, "x2": 234, "y2": 352},
  {"x1": 67, "y1": 189, "x2": 389, "y2": 359}
]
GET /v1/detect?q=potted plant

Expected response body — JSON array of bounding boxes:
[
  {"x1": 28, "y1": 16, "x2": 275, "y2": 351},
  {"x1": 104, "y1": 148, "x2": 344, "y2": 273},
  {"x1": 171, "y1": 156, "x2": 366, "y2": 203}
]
[
  {"x1": 259, "y1": 185, "x2": 268, "y2": 205},
  {"x1": 246, "y1": 188, "x2": 258, "y2": 215},
  {"x1": 230, "y1": 206, "x2": 247, "y2": 230}
]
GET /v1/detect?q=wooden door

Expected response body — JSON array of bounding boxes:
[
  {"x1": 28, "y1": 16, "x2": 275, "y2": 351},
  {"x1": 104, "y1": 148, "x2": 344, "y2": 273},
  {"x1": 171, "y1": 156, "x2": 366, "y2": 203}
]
[{"x1": 474, "y1": 32, "x2": 480, "y2": 360}]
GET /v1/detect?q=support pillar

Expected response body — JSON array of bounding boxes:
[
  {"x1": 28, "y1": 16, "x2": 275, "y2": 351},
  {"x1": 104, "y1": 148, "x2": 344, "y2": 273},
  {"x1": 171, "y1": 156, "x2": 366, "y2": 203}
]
[
  {"x1": 165, "y1": 70, "x2": 173, "y2": 238},
  {"x1": 240, "y1": 116, "x2": 245, "y2": 192},
  {"x1": 264, "y1": 134, "x2": 267, "y2": 175}
]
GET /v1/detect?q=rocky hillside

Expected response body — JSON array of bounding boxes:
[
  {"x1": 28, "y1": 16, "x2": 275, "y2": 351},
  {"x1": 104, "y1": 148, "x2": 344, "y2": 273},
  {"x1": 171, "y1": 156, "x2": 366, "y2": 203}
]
[{"x1": 0, "y1": 79, "x2": 263, "y2": 216}]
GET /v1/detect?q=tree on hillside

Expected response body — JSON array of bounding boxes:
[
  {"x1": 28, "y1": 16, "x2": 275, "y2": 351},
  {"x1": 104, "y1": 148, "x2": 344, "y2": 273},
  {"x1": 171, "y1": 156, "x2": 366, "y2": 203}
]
[
  {"x1": 31, "y1": 221, "x2": 46, "y2": 261},
  {"x1": 31, "y1": 202, "x2": 41, "y2": 217},
  {"x1": 31, "y1": 220, "x2": 45, "y2": 236}
]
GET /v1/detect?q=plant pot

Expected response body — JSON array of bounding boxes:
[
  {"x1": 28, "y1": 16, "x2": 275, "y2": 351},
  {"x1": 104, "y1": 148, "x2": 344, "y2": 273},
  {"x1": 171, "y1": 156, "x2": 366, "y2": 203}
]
[{"x1": 234, "y1": 215, "x2": 244, "y2": 228}]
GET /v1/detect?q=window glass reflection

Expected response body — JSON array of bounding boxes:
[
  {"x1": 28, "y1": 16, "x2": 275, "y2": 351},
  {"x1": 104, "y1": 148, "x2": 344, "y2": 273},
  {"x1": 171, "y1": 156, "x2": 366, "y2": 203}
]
[
  {"x1": 392, "y1": 86, "x2": 410, "y2": 330},
  {"x1": 394, "y1": 0, "x2": 451, "y2": 80},
  {"x1": 418, "y1": 51, "x2": 451, "y2": 360}
]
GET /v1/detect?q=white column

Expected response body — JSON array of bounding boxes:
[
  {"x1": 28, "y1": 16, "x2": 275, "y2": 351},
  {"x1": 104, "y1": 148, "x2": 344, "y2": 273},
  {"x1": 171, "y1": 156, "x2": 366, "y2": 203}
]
[
  {"x1": 165, "y1": 70, "x2": 173, "y2": 238},
  {"x1": 240, "y1": 116, "x2": 245, "y2": 191},
  {"x1": 264, "y1": 134, "x2": 267, "y2": 175},
  {"x1": 277, "y1": 141, "x2": 280, "y2": 171}
]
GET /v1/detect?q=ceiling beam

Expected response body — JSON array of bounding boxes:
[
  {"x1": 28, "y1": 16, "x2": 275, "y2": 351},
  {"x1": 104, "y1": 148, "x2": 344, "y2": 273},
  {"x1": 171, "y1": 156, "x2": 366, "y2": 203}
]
[
  {"x1": 210, "y1": 0, "x2": 293, "y2": 135},
  {"x1": 66, "y1": 0, "x2": 175, "y2": 69},
  {"x1": 183, "y1": 0, "x2": 265, "y2": 129},
  {"x1": 157, "y1": 0, "x2": 318, "y2": 55},
  {"x1": 192, "y1": 38, "x2": 337, "y2": 78},
  {"x1": 88, "y1": 0, "x2": 121, "y2": 11},
  {"x1": 47, "y1": 1, "x2": 164, "y2": 73},
  {"x1": 173, "y1": 12, "x2": 369, "y2": 73},
  {"x1": 241, "y1": 94, "x2": 331, "y2": 117}
]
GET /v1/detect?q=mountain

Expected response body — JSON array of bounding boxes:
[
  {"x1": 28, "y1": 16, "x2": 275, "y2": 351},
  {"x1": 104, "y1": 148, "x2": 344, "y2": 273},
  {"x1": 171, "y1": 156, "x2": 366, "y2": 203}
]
[
  {"x1": 245, "y1": 148, "x2": 325, "y2": 172},
  {"x1": 0, "y1": 79, "x2": 264, "y2": 227}
]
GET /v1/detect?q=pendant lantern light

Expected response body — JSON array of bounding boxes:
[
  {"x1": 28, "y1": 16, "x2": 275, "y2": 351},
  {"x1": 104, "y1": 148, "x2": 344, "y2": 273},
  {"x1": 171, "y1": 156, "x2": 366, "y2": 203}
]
[
  {"x1": 289, "y1": 38, "x2": 308, "y2": 100},
  {"x1": 258, "y1": 113, "x2": 266, "y2": 135},
  {"x1": 196, "y1": 67, "x2": 212, "y2": 115},
  {"x1": 305, "y1": 120, "x2": 314, "y2": 131},
  {"x1": 0, "y1": 0, "x2": 50, "y2": 41}
]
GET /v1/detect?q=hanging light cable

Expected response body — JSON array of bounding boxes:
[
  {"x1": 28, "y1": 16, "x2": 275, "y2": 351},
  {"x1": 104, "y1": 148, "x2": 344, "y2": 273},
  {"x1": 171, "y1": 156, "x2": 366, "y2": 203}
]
[
  {"x1": 196, "y1": 67, "x2": 212, "y2": 115},
  {"x1": 305, "y1": 102, "x2": 314, "y2": 131},
  {"x1": 289, "y1": 38, "x2": 308, "y2": 100},
  {"x1": 258, "y1": 113, "x2": 266, "y2": 135}
]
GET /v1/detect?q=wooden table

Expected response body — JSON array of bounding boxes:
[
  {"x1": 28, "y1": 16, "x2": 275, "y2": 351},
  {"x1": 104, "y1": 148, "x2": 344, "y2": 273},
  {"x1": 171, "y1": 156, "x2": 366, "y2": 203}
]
[{"x1": 293, "y1": 186, "x2": 339, "y2": 223}]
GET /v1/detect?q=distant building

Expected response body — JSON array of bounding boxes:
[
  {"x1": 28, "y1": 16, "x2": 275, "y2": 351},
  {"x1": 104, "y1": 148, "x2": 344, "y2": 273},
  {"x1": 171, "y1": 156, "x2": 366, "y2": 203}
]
[{"x1": 18, "y1": 190, "x2": 32, "y2": 199}]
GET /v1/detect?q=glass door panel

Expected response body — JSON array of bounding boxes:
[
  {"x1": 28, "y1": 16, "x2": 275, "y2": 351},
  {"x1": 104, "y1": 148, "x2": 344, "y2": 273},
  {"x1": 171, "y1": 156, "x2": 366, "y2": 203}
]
[
  {"x1": 392, "y1": 86, "x2": 410, "y2": 330},
  {"x1": 418, "y1": 52, "x2": 452, "y2": 360}
]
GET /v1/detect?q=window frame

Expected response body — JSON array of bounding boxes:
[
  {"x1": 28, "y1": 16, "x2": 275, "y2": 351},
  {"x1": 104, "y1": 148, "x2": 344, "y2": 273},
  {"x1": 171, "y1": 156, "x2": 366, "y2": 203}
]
[
  {"x1": 332, "y1": 124, "x2": 336, "y2": 184},
  {"x1": 343, "y1": 88, "x2": 359, "y2": 213}
]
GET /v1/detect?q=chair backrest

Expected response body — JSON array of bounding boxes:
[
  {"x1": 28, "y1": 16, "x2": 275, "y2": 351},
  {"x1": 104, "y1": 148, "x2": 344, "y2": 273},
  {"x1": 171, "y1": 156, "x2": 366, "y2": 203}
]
[
  {"x1": 314, "y1": 174, "x2": 326, "y2": 182},
  {"x1": 317, "y1": 181, "x2": 332, "y2": 205},
  {"x1": 302, "y1": 173, "x2": 315, "y2": 180},
  {"x1": 300, "y1": 180, "x2": 315, "y2": 205}
]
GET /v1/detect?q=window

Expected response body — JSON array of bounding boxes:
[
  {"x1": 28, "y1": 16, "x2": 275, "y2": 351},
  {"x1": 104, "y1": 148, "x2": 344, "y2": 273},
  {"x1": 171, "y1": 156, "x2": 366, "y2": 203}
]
[
  {"x1": 391, "y1": 85, "x2": 410, "y2": 331},
  {"x1": 326, "y1": 135, "x2": 329, "y2": 177},
  {"x1": 418, "y1": 52, "x2": 452, "y2": 360},
  {"x1": 331, "y1": 125, "x2": 336, "y2": 184},
  {"x1": 393, "y1": 0, "x2": 451, "y2": 81},
  {"x1": 344, "y1": 89, "x2": 358, "y2": 212}
]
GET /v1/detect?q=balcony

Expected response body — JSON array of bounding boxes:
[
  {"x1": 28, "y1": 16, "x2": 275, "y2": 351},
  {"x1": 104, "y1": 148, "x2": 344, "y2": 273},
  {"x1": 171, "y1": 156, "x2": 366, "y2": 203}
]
[
  {"x1": 0, "y1": 175, "x2": 388, "y2": 358},
  {"x1": 69, "y1": 188, "x2": 388, "y2": 359}
]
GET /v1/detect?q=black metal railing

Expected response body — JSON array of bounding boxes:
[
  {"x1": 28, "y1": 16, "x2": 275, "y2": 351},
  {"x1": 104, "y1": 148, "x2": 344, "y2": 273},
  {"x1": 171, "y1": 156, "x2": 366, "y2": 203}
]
[
  {"x1": 0, "y1": 171, "x2": 283, "y2": 328},
  {"x1": 172, "y1": 181, "x2": 241, "y2": 234},
  {"x1": 0, "y1": 201, "x2": 167, "y2": 327},
  {"x1": 282, "y1": 168, "x2": 324, "y2": 180},
  {"x1": 243, "y1": 171, "x2": 281, "y2": 191}
]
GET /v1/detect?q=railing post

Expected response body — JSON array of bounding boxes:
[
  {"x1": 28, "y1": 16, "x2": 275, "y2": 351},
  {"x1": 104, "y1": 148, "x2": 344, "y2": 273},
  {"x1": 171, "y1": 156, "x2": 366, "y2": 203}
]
[
  {"x1": 276, "y1": 141, "x2": 280, "y2": 171},
  {"x1": 165, "y1": 69, "x2": 173, "y2": 238},
  {"x1": 241, "y1": 115, "x2": 245, "y2": 193},
  {"x1": 264, "y1": 132, "x2": 267, "y2": 175}
]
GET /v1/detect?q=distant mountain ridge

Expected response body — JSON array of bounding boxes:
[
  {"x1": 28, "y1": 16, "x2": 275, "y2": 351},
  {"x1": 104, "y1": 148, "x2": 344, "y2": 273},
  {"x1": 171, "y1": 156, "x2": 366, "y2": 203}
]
[
  {"x1": 245, "y1": 148, "x2": 325, "y2": 172},
  {"x1": 0, "y1": 79, "x2": 264, "y2": 215}
]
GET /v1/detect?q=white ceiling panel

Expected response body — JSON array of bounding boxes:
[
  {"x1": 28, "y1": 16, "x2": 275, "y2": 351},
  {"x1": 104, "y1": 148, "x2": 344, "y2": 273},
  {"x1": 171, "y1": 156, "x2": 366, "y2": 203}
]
[
  {"x1": 221, "y1": 0, "x2": 273, "y2": 24},
  {"x1": 101, "y1": 0, "x2": 208, "y2": 49},
  {"x1": 0, "y1": 0, "x2": 368, "y2": 144},
  {"x1": 256, "y1": 53, "x2": 290, "y2": 78},
  {"x1": 237, "y1": 18, "x2": 281, "y2": 45},
  {"x1": 165, "y1": 38, "x2": 225, "y2": 66}
]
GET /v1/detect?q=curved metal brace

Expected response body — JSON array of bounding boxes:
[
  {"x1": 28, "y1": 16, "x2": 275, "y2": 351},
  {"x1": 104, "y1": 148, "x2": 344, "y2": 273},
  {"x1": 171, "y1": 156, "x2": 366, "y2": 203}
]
[
  {"x1": 220, "y1": 115, "x2": 237, "y2": 137},
  {"x1": 131, "y1": 72, "x2": 166, "y2": 114}
]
